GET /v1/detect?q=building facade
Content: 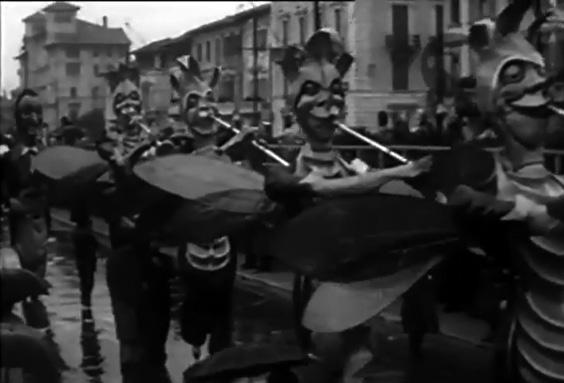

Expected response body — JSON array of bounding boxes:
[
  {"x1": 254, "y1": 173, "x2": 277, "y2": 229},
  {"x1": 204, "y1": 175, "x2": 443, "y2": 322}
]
[
  {"x1": 269, "y1": 1, "x2": 355, "y2": 136},
  {"x1": 134, "y1": 4, "x2": 271, "y2": 125},
  {"x1": 17, "y1": 1, "x2": 130, "y2": 130}
]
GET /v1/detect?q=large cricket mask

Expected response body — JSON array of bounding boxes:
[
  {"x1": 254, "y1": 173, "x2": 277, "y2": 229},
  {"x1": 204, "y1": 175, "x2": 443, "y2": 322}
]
[
  {"x1": 278, "y1": 28, "x2": 353, "y2": 145},
  {"x1": 469, "y1": 1, "x2": 564, "y2": 149},
  {"x1": 103, "y1": 62, "x2": 143, "y2": 137},
  {"x1": 14, "y1": 89, "x2": 43, "y2": 147},
  {"x1": 169, "y1": 55, "x2": 221, "y2": 137}
]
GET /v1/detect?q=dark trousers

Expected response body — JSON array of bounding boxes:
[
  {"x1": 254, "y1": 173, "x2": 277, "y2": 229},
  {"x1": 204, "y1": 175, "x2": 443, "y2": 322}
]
[
  {"x1": 72, "y1": 227, "x2": 98, "y2": 306},
  {"x1": 179, "y1": 259, "x2": 236, "y2": 355},
  {"x1": 106, "y1": 246, "x2": 171, "y2": 382}
]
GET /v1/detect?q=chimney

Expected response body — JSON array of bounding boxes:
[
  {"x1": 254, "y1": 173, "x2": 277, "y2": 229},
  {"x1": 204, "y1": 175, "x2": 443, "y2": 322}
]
[{"x1": 102, "y1": 16, "x2": 108, "y2": 28}]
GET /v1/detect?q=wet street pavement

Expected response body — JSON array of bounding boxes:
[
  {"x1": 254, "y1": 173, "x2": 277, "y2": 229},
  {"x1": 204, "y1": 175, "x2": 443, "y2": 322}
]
[{"x1": 38, "y1": 222, "x2": 494, "y2": 383}]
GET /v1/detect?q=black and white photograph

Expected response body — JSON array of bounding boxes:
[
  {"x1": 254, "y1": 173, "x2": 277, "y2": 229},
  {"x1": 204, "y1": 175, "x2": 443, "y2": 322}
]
[{"x1": 0, "y1": 0, "x2": 563, "y2": 382}]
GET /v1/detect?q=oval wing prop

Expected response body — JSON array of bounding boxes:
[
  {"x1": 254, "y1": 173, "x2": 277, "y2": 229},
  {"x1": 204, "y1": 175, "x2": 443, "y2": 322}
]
[
  {"x1": 1, "y1": 269, "x2": 50, "y2": 306},
  {"x1": 0, "y1": 322, "x2": 61, "y2": 383},
  {"x1": 302, "y1": 256, "x2": 443, "y2": 332},
  {"x1": 133, "y1": 154, "x2": 264, "y2": 200},
  {"x1": 270, "y1": 194, "x2": 457, "y2": 282},
  {"x1": 183, "y1": 344, "x2": 310, "y2": 380},
  {"x1": 32, "y1": 145, "x2": 105, "y2": 181},
  {"x1": 159, "y1": 190, "x2": 276, "y2": 244}
]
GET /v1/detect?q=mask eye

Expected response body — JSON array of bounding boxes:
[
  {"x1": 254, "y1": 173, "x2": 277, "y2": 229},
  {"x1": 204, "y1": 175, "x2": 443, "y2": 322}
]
[
  {"x1": 330, "y1": 80, "x2": 344, "y2": 96},
  {"x1": 500, "y1": 62, "x2": 526, "y2": 85},
  {"x1": 205, "y1": 91, "x2": 216, "y2": 102},
  {"x1": 186, "y1": 94, "x2": 200, "y2": 109},
  {"x1": 129, "y1": 91, "x2": 140, "y2": 100},
  {"x1": 301, "y1": 82, "x2": 321, "y2": 97},
  {"x1": 114, "y1": 93, "x2": 125, "y2": 104}
]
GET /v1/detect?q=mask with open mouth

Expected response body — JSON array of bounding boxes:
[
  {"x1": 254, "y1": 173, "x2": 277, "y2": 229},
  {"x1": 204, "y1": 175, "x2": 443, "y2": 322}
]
[
  {"x1": 103, "y1": 62, "x2": 143, "y2": 137},
  {"x1": 277, "y1": 28, "x2": 353, "y2": 147},
  {"x1": 169, "y1": 55, "x2": 221, "y2": 138},
  {"x1": 14, "y1": 89, "x2": 43, "y2": 147},
  {"x1": 469, "y1": 2, "x2": 562, "y2": 150}
]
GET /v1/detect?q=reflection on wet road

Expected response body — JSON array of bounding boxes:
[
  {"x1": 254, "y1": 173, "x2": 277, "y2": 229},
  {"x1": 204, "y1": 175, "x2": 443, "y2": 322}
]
[
  {"x1": 44, "y1": 229, "x2": 294, "y2": 383},
  {"x1": 43, "y1": 226, "x2": 493, "y2": 383}
]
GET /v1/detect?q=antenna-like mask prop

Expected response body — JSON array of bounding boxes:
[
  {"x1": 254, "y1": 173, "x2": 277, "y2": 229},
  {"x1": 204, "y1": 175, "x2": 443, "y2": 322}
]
[
  {"x1": 528, "y1": 5, "x2": 564, "y2": 129},
  {"x1": 468, "y1": 0, "x2": 563, "y2": 149},
  {"x1": 103, "y1": 62, "x2": 142, "y2": 137},
  {"x1": 169, "y1": 55, "x2": 221, "y2": 137},
  {"x1": 278, "y1": 28, "x2": 353, "y2": 145}
]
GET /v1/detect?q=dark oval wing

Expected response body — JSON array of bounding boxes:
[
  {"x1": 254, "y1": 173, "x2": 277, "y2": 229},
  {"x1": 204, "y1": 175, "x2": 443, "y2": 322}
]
[
  {"x1": 183, "y1": 344, "x2": 310, "y2": 380},
  {"x1": 32, "y1": 145, "x2": 106, "y2": 181},
  {"x1": 133, "y1": 154, "x2": 264, "y2": 200},
  {"x1": 0, "y1": 322, "x2": 61, "y2": 383},
  {"x1": 1, "y1": 269, "x2": 50, "y2": 306},
  {"x1": 270, "y1": 194, "x2": 458, "y2": 282}
]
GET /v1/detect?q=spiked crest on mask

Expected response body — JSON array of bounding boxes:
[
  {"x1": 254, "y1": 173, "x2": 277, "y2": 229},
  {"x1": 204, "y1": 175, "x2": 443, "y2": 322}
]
[
  {"x1": 277, "y1": 28, "x2": 354, "y2": 145},
  {"x1": 169, "y1": 55, "x2": 221, "y2": 137},
  {"x1": 102, "y1": 62, "x2": 142, "y2": 135}
]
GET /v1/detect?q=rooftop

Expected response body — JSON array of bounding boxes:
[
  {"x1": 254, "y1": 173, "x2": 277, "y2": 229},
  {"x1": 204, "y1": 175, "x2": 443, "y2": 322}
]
[
  {"x1": 133, "y1": 3, "x2": 270, "y2": 55},
  {"x1": 45, "y1": 19, "x2": 130, "y2": 46},
  {"x1": 132, "y1": 38, "x2": 173, "y2": 55},
  {"x1": 22, "y1": 11, "x2": 46, "y2": 23},
  {"x1": 42, "y1": 2, "x2": 80, "y2": 13}
]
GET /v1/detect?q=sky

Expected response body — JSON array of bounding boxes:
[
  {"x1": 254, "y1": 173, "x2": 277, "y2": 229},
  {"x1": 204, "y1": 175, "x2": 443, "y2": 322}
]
[{"x1": 0, "y1": 1, "x2": 269, "y2": 93}]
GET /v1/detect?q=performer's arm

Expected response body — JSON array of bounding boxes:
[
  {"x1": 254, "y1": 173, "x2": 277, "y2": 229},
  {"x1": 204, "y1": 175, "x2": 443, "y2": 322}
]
[
  {"x1": 502, "y1": 195, "x2": 564, "y2": 235},
  {"x1": 300, "y1": 156, "x2": 433, "y2": 197}
]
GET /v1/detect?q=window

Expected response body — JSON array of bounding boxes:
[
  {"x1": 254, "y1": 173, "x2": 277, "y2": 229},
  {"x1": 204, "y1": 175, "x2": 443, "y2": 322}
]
[
  {"x1": 215, "y1": 38, "x2": 221, "y2": 65},
  {"x1": 66, "y1": 47, "x2": 80, "y2": 58},
  {"x1": 93, "y1": 64, "x2": 99, "y2": 75},
  {"x1": 282, "y1": 19, "x2": 289, "y2": 45},
  {"x1": 299, "y1": 16, "x2": 307, "y2": 44},
  {"x1": 54, "y1": 12, "x2": 72, "y2": 23},
  {"x1": 256, "y1": 29, "x2": 267, "y2": 50},
  {"x1": 391, "y1": 4, "x2": 409, "y2": 90},
  {"x1": 68, "y1": 102, "x2": 81, "y2": 121},
  {"x1": 93, "y1": 49, "x2": 99, "y2": 57},
  {"x1": 450, "y1": 0, "x2": 460, "y2": 25},
  {"x1": 197, "y1": 43, "x2": 202, "y2": 61},
  {"x1": 154, "y1": 55, "x2": 162, "y2": 69},
  {"x1": 223, "y1": 35, "x2": 241, "y2": 58},
  {"x1": 206, "y1": 41, "x2": 211, "y2": 62},
  {"x1": 219, "y1": 76, "x2": 235, "y2": 101},
  {"x1": 478, "y1": 0, "x2": 488, "y2": 18},
  {"x1": 66, "y1": 63, "x2": 81, "y2": 76},
  {"x1": 334, "y1": 9, "x2": 342, "y2": 34},
  {"x1": 70, "y1": 87, "x2": 77, "y2": 98},
  {"x1": 106, "y1": 47, "x2": 112, "y2": 57},
  {"x1": 258, "y1": 78, "x2": 268, "y2": 100},
  {"x1": 91, "y1": 86, "x2": 99, "y2": 99}
]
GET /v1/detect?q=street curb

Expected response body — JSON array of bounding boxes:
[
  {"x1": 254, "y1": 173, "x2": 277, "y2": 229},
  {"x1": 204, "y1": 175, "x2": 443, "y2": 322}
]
[{"x1": 51, "y1": 213, "x2": 492, "y2": 349}]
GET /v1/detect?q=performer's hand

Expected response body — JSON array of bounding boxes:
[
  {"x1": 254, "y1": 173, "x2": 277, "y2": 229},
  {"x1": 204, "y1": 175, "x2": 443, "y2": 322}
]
[
  {"x1": 448, "y1": 185, "x2": 515, "y2": 218},
  {"x1": 396, "y1": 155, "x2": 433, "y2": 178},
  {"x1": 235, "y1": 124, "x2": 259, "y2": 142}
]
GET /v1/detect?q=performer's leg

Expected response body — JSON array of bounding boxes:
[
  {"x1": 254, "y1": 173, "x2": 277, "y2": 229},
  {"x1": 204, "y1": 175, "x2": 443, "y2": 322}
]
[
  {"x1": 208, "y1": 262, "x2": 236, "y2": 355},
  {"x1": 293, "y1": 274, "x2": 314, "y2": 351},
  {"x1": 141, "y1": 255, "x2": 171, "y2": 380},
  {"x1": 179, "y1": 282, "x2": 210, "y2": 356},
  {"x1": 400, "y1": 274, "x2": 439, "y2": 358},
  {"x1": 72, "y1": 228, "x2": 98, "y2": 307},
  {"x1": 106, "y1": 247, "x2": 146, "y2": 382}
]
